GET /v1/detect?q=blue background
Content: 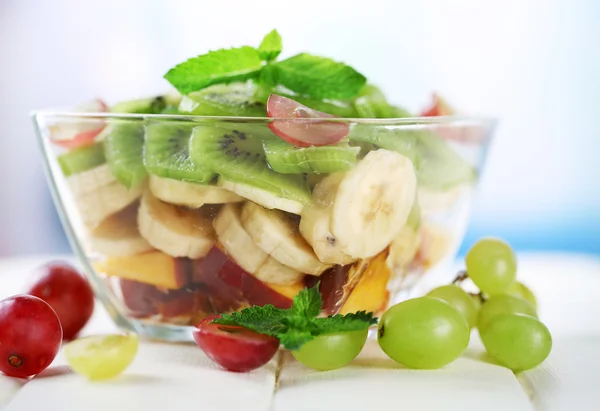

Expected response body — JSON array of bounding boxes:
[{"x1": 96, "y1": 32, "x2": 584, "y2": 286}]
[{"x1": 0, "y1": 0, "x2": 598, "y2": 257}]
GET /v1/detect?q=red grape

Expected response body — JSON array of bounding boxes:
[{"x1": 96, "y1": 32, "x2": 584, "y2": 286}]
[
  {"x1": 0, "y1": 295, "x2": 63, "y2": 378},
  {"x1": 49, "y1": 99, "x2": 108, "y2": 149},
  {"x1": 193, "y1": 316, "x2": 279, "y2": 372},
  {"x1": 266, "y1": 94, "x2": 349, "y2": 147},
  {"x1": 26, "y1": 262, "x2": 94, "y2": 340}
]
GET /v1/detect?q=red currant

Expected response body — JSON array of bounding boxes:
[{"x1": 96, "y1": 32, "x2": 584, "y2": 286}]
[
  {"x1": 0, "y1": 295, "x2": 62, "y2": 378},
  {"x1": 26, "y1": 261, "x2": 94, "y2": 340}
]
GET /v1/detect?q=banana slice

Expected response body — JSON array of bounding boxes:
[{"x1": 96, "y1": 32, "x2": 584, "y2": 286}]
[
  {"x1": 214, "y1": 204, "x2": 303, "y2": 285},
  {"x1": 218, "y1": 180, "x2": 304, "y2": 215},
  {"x1": 76, "y1": 181, "x2": 143, "y2": 228},
  {"x1": 88, "y1": 202, "x2": 153, "y2": 257},
  {"x1": 386, "y1": 225, "x2": 422, "y2": 270},
  {"x1": 240, "y1": 202, "x2": 331, "y2": 276},
  {"x1": 67, "y1": 164, "x2": 115, "y2": 196},
  {"x1": 299, "y1": 173, "x2": 357, "y2": 265},
  {"x1": 301, "y1": 149, "x2": 417, "y2": 261},
  {"x1": 138, "y1": 191, "x2": 215, "y2": 259},
  {"x1": 149, "y1": 175, "x2": 243, "y2": 208},
  {"x1": 331, "y1": 149, "x2": 417, "y2": 258}
]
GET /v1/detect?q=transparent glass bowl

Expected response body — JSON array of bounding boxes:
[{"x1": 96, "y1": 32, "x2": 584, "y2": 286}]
[{"x1": 32, "y1": 111, "x2": 494, "y2": 342}]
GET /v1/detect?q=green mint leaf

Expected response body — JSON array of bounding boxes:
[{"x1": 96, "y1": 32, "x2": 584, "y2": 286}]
[
  {"x1": 211, "y1": 286, "x2": 378, "y2": 351},
  {"x1": 212, "y1": 305, "x2": 288, "y2": 337},
  {"x1": 289, "y1": 285, "x2": 322, "y2": 318},
  {"x1": 164, "y1": 46, "x2": 263, "y2": 94},
  {"x1": 277, "y1": 328, "x2": 314, "y2": 351},
  {"x1": 267, "y1": 53, "x2": 367, "y2": 100},
  {"x1": 257, "y1": 29, "x2": 282, "y2": 62},
  {"x1": 310, "y1": 311, "x2": 378, "y2": 334}
]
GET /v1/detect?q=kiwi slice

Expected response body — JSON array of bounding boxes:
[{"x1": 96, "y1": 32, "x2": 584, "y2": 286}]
[
  {"x1": 104, "y1": 122, "x2": 147, "y2": 188},
  {"x1": 349, "y1": 126, "x2": 422, "y2": 168},
  {"x1": 189, "y1": 124, "x2": 311, "y2": 205},
  {"x1": 144, "y1": 122, "x2": 215, "y2": 184},
  {"x1": 349, "y1": 126, "x2": 475, "y2": 190},
  {"x1": 353, "y1": 85, "x2": 411, "y2": 118},
  {"x1": 111, "y1": 96, "x2": 167, "y2": 114},
  {"x1": 263, "y1": 138, "x2": 360, "y2": 174},
  {"x1": 57, "y1": 142, "x2": 106, "y2": 176},
  {"x1": 178, "y1": 83, "x2": 266, "y2": 117}
]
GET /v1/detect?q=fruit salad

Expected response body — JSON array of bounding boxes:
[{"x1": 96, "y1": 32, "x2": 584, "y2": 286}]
[{"x1": 33, "y1": 30, "x2": 493, "y2": 341}]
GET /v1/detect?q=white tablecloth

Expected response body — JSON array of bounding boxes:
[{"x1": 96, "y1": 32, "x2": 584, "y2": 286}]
[{"x1": 0, "y1": 253, "x2": 599, "y2": 411}]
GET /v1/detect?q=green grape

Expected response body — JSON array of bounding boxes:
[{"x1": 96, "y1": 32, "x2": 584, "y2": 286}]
[
  {"x1": 377, "y1": 297, "x2": 470, "y2": 369},
  {"x1": 480, "y1": 313, "x2": 552, "y2": 371},
  {"x1": 465, "y1": 238, "x2": 517, "y2": 295},
  {"x1": 470, "y1": 293, "x2": 483, "y2": 312},
  {"x1": 426, "y1": 285, "x2": 478, "y2": 328},
  {"x1": 291, "y1": 329, "x2": 368, "y2": 371},
  {"x1": 507, "y1": 282, "x2": 537, "y2": 309},
  {"x1": 65, "y1": 334, "x2": 139, "y2": 380},
  {"x1": 477, "y1": 294, "x2": 537, "y2": 329}
]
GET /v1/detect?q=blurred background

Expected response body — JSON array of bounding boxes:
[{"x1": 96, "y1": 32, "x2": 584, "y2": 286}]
[{"x1": 0, "y1": 0, "x2": 598, "y2": 257}]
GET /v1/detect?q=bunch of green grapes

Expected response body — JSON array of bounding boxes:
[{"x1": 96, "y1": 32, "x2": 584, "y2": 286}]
[{"x1": 378, "y1": 237, "x2": 551, "y2": 372}]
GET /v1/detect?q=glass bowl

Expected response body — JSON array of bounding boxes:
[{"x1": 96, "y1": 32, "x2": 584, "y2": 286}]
[{"x1": 32, "y1": 111, "x2": 495, "y2": 342}]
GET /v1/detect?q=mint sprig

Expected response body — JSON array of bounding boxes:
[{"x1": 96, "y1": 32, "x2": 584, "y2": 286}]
[
  {"x1": 212, "y1": 286, "x2": 377, "y2": 350},
  {"x1": 257, "y1": 29, "x2": 282, "y2": 62},
  {"x1": 164, "y1": 31, "x2": 367, "y2": 100},
  {"x1": 267, "y1": 53, "x2": 367, "y2": 100},
  {"x1": 164, "y1": 46, "x2": 263, "y2": 94}
]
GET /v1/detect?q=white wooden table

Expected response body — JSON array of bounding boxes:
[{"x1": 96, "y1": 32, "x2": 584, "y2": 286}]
[{"x1": 1, "y1": 253, "x2": 599, "y2": 411}]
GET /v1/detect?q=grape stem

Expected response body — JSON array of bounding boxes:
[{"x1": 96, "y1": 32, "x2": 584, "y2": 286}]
[
  {"x1": 469, "y1": 292, "x2": 487, "y2": 303},
  {"x1": 451, "y1": 270, "x2": 468, "y2": 284}
]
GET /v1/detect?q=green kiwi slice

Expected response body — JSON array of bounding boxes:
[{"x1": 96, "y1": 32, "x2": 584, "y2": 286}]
[
  {"x1": 353, "y1": 85, "x2": 411, "y2": 118},
  {"x1": 263, "y1": 138, "x2": 360, "y2": 174},
  {"x1": 178, "y1": 83, "x2": 266, "y2": 117},
  {"x1": 189, "y1": 124, "x2": 311, "y2": 205},
  {"x1": 143, "y1": 122, "x2": 215, "y2": 184},
  {"x1": 349, "y1": 125, "x2": 475, "y2": 190},
  {"x1": 103, "y1": 122, "x2": 147, "y2": 188},
  {"x1": 111, "y1": 96, "x2": 167, "y2": 114},
  {"x1": 57, "y1": 142, "x2": 106, "y2": 176}
]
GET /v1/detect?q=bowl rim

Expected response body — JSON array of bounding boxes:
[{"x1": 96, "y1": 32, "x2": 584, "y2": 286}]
[{"x1": 31, "y1": 109, "x2": 497, "y2": 127}]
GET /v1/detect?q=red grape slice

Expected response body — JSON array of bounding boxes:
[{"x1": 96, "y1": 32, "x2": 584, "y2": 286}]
[
  {"x1": 193, "y1": 316, "x2": 279, "y2": 372},
  {"x1": 420, "y1": 93, "x2": 455, "y2": 117},
  {"x1": 267, "y1": 94, "x2": 349, "y2": 147},
  {"x1": 50, "y1": 98, "x2": 108, "y2": 149}
]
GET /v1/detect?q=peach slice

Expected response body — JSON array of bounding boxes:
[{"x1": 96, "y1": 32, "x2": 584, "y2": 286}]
[
  {"x1": 95, "y1": 251, "x2": 191, "y2": 289},
  {"x1": 340, "y1": 251, "x2": 391, "y2": 315}
]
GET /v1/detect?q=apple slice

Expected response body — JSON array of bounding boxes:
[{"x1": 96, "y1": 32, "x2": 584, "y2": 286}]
[
  {"x1": 193, "y1": 246, "x2": 302, "y2": 311},
  {"x1": 119, "y1": 278, "x2": 162, "y2": 318},
  {"x1": 267, "y1": 94, "x2": 349, "y2": 147},
  {"x1": 120, "y1": 277, "x2": 216, "y2": 323},
  {"x1": 306, "y1": 259, "x2": 371, "y2": 314},
  {"x1": 49, "y1": 99, "x2": 109, "y2": 149},
  {"x1": 95, "y1": 251, "x2": 192, "y2": 289}
]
